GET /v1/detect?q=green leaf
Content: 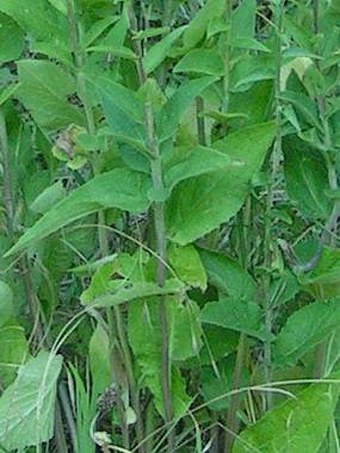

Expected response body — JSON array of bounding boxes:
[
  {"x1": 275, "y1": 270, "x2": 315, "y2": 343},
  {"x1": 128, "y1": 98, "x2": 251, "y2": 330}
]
[
  {"x1": 283, "y1": 136, "x2": 331, "y2": 221},
  {"x1": 299, "y1": 247, "x2": 340, "y2": 299},
  {"x1": 96, "y1": 77, "x2": 145, "y2": 142},
  {"x1": 158, "y1": 76, "x2": 217, "y2": 143},
  {"x1": 0, "y1": 82, "x2": 21, "y2": 107},
  {"x1": 169, "y1": 297, "x2": 203, "y2": 361},
  {"x1": 0, "y1": 281, "x2": 13, "y2": 327},
  {"x1": 84, "y1": 16, "x2": 120, "y2": 47},
  {"x1": 89, "y1": 323, "x2": 111, "y2": 395},
  {"x1": 143, "y1": 26, "x2": 186, "y2": 75},
  {"x1": 5, "y1": 169, "x2": 151, "y2": 256},
  {"x1": 0, "y1": 324, "x2": 29, "y2": 387},
  {"x1": 128, "y1": 297, "x2": 191, "y2": 418},
  {"x1": 30, "y1": 181, "x2": 66, "y2": 215},
  {"x1": 0, "y1": 0, "x2": 67, "y2": 42},
  {"x1": 174, "y1": 48, "x2": 224, "y2": 76},
  {"x1": 17, "y1": 60, "x2": 85, "y2": 130},
  {"x1": 82, "y1": 279, "x2": 185, "y2": 308},
  {"x1": 0, "y1": 12, "x2": 25, "y2": 62},
  {"x1": 181, "y1": 0, "x2": 224, "y2": 50},
  {"x1": 233, "y1": 377, "x2": 340, "y2": 452},
  {"x1": 273, "y1": 299, "x2": 340, "y2": 368},
  {"x1": 199, "y1": 249, "x2": 256, "y2": 299},
  {"x1": 168, "y1": 243, "x2": 207, "y2": 290},
  {"x1": 86, "y1": 44, "x2": 137, "y2": 60},
  {"x1": 230, "y1": 55, "x2": 275, "y2": 91},
  {"x1": 279, "y1": 90, "x2": 322, "y2": 131},
  {"x1": 201, "y1": 296, "x2": 267, "y2": 340},
  {"x1": 230, "y1": 37, "x2": 270, "y2": 52},
  {"x1": 133, "y1": 26, "x2": 170, "y2": 40},
  {"x1": 47, "y1": 0, "x2": 67, "y2": 15},
  {"x1": 0, "y1": 351, "x2": 63, "y2": 450},
  {"x1": 230, "y1": 0, "x2": 256, "y2": 41},
  {"x1": 166, "y1": 122, "x2": 275, "y2": 244},
  {"x1": 164, "y1": 145, "x2": 234, "y2": 194}
]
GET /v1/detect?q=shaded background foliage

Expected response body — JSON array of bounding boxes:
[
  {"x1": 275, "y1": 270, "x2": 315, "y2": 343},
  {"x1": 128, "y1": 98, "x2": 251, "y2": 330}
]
[{"x1": 0, "y1": 0, "x2": 339, "y2": 452}]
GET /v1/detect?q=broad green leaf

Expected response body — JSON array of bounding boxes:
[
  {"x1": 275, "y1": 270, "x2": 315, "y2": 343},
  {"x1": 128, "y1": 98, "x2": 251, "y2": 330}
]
[
  {"x1": 166, "y1": 122, "x2": 275, "y2": 245},
  {"x1": 17, "y1": 60, "x2": 85, "y2": 130},
  {"x1": 174, "y1": 48, "x2": 224, "y2": 76},
  {"x1": 230, "y1": 0, "x2": 256, "y2": 41},
  {"x1": 164, "y1": 145, "x2": 234, "y2": 193},
  {"x1": 0, "y1": 324, "x2": 29, "y2": 387},
  {"x1": 168, "y1": 244, "x2": 207, "y2": 290},
  {"x1": 181, "y1": 0, "x2": 224, "y2": 50},
  {"x1": 96, "y1": 77, "x2": 145, "y2": 143},
  {"x1": 233, "y1": 377, "x2": 340, "y2": 453},
  {"x1": 84, "y1": 16, "x2": 120, "y2": 47},
  {"x1": 283, "y1": 136, "x2": 331, "y2": 220},
  {"x1": 0, "y1": 281, "x2": 13, "y2": 327},
  {"x1": 30, "y1": 181, "x2": 66, "y2": 215},
  {"x1": 158, "y1": 76, "x2": 217, "y2": 143},
  {"x1": 200, "y1": 325, "x2": 239, "y2": 365},
  {"x1": 143, "y1": 26, "x2": 186, "y2": 74},
  {"x1": 201, "y1": 296, "x2": 267, "y2": 340},
  {"x1": 82, "y1": 279, "x2": 185, "y2": 307},
  {"x1": 299, "y1": 247, "x2": 340, "y2": 299},
  {"x1": 273, "y1": 299, "x2": 340, "y2": 368},
  {"x1": 279, "y1": 90, "x2": 322, "y2": 131},
  {"x1": 0, "y1": 12, "x2": 25, "y2": 62},
  {"x1": 0, "y1": 0, "x2": 67, "y2": 42},
  {"x1": 199, "y1": 249, "x2": 256, "y2": 299},
  {"x1": 0, "y1": 351, "x2": 63, "y2": 450},
  {"x1": 128, "y1": 297, "x2": 191, "y2": 418},
  {"x1": 169, "y1": 297, "x2": 203, "y2": 361},
  {"x1": 5, "y1": 169, "x2": 151, "y2": 256},
  {"x1": 230, "y1": 55, "x2": 275, "y2": 91},
  {"x1": 89, "y1": 323, "x2": 111, "y2": 395}
]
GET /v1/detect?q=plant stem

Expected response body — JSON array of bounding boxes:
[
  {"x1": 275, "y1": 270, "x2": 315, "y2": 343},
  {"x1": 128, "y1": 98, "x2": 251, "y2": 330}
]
[
  {"x1": 224, "y1": 334, "x2": 247, "y2": 452},
  {"x1": 128, "y1": 5, "x2": 174, "y2": 448}
]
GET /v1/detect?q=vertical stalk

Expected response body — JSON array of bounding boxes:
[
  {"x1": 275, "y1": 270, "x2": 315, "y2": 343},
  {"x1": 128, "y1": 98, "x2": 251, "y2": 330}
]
[
  {"x1": 196, "y1": 96, "x2": 206, "y2": 146},
  {"x1": 262, "y1": 0, "x2": 284, "y2": 412},
  {"x1": 224, "y1": 334, "x2": 247, "y2": 452},
  {"x1": 67, "y1": 2, "x2": 147, "y2": 450},
  {"x1": 128, "y1": 5, "x2": 174, "y2": 449},
  {"x1": 221, "y1": 0, "x2": 232, "y2": 114}
]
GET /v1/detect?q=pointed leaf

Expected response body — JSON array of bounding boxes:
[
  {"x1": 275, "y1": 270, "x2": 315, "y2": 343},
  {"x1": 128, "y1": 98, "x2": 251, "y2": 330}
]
[
  {"x1": 199, "y1": 249, "x2": 256, "y2": 299},
  {"x1": 273, "y1": 299, "x2": 340, "y2": 368},
  {"x1": 174, "y1": 48, "x2": 224, "y2": 76},
  {"x1": 6, "y1": 169, "x2": 151, "y2": 256},
  {"x1": 201, "y1": 296, "x2": 267, "y2": 340},
  {"x1": 166, "y1": 122, "x2": 275, "y2": 244},
  {"x1": 143, "y1": 26, "x2": 186, "y2": 74},
  {"x1": 283, "y1": 136, "x2": 331, "y2": 220},
  {"x1": 158, "y1": 76, "x2": 217, "y2": 143},
  {"x1": 17, "y1": 60, "x2": 85, "y2": 130}
]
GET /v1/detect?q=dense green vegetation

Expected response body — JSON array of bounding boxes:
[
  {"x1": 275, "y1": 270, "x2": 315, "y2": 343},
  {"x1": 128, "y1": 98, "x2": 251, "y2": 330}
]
[{"x1": 0, "y1": 0, "x2": 339, "y2": 451}]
